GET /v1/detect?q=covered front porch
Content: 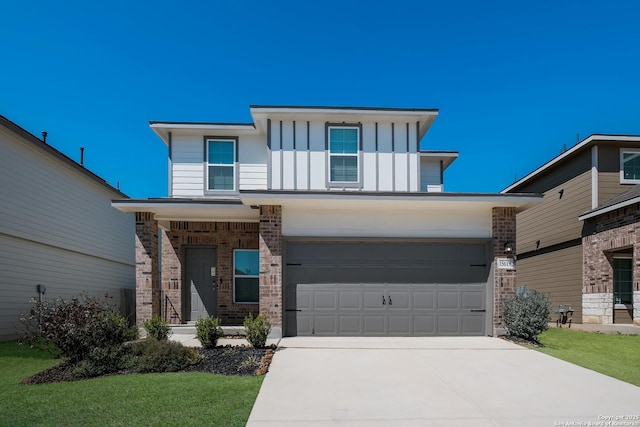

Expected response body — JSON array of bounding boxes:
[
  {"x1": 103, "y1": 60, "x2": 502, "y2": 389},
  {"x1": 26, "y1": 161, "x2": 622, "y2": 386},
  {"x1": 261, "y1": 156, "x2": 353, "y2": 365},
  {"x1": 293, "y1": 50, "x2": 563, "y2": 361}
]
[{"x1": 113, "y1": 199, "x2": 284, "y2": 337}]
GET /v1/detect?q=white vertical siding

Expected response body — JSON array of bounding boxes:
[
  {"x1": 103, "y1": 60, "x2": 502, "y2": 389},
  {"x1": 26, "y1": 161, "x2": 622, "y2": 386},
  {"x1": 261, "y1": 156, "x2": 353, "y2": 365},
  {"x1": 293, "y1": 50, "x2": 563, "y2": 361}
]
[
  {"x1": 377, "y1": 123, "x2": 393, "y2": 191},
  {"x1": 171, "y1": 135, "x2": 204, "y2": 197},
  {"x1": 281, "y1": 121, "x2": 295, "y2": 190},
  {"x1": 0, "y1": 126, "x2": 134, "y2": 339},
  {"x1": 308, "y1": 122, "x2": 326, "y2": 190},
  {"x1": 362, "y1": 123, "x2": 377, "y2": 191},
  {"x1": 295, "y1": 122, "x2": 308, "y2": 190},
  {"x1": 270, "y1": 123, "x2": 282, "y2": 190},
  {"x1": 409, "y1": 124, "x2": 419, "y2": 191}
]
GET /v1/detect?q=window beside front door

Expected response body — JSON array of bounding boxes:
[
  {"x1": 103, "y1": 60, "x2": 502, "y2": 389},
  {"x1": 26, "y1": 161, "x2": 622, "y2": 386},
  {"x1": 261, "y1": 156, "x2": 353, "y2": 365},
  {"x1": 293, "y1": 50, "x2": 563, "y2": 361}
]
[
  {"x1": 328, "y1": 126, "x2": 360, "y2": 185},
  {"x1": 620, "y1": 149, "x2": 640, "y2": 184},
  {"x1": 234, "y1": 249, "x2": 259, "y2": 304},
  {"x1": 613, "y1": 257, "x2": 633, "y2": 305},
  {"x1": 207, "y1": 139, "x2": 236, "y2": 191}
]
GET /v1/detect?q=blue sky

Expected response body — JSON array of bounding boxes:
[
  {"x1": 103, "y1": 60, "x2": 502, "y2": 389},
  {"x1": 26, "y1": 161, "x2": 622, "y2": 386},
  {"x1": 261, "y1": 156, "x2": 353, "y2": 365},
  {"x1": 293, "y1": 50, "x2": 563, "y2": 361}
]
[{"x1": 2, "y1": 1, "x2": 639, "y2": 198}]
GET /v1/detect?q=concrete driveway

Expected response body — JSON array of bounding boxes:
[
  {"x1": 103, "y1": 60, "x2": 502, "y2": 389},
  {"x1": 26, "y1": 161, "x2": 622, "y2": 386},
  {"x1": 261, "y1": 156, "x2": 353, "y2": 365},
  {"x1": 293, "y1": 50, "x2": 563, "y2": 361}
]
[{"x1": 248, "y1": 337, "x2": 640, "y2": 426}]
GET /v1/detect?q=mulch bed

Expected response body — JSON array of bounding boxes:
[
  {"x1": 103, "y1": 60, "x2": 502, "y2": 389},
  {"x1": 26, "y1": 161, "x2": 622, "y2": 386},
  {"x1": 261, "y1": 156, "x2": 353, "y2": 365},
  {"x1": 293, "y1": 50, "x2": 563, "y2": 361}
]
[
  {"x1": 499, "y1": 335, "x2": 543, "y2": 347},
  {"x1": 21, "y1": 345, "x2": 276, "y2": 385}
]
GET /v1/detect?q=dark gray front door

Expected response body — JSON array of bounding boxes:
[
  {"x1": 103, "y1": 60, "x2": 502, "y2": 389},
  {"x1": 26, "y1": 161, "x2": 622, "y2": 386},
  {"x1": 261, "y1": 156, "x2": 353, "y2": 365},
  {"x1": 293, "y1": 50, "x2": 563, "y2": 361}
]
[
  {"x1": 285, "y1": 241, "x2": 490, "y2": 336},
  {"x1": 185, "y1": 247, "x2": 217, "y2": 321}
]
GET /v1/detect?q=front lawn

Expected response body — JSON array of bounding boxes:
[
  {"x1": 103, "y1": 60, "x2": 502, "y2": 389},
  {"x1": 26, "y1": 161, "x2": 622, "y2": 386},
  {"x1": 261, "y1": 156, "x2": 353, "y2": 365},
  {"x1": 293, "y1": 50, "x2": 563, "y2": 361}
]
[
  {"x1": 0, "y1": 341, "x2": 263, "y2": 426},
  {"x1": 535, "y1": 328, "x2": 640, "y2": 387}
]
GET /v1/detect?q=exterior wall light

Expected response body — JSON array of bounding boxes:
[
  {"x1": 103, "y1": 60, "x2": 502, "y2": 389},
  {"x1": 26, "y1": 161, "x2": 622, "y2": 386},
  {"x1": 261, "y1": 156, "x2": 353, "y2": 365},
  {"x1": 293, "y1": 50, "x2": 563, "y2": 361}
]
[{"x1": 504, "y1": 242, "x2": 515, "y2": 253}]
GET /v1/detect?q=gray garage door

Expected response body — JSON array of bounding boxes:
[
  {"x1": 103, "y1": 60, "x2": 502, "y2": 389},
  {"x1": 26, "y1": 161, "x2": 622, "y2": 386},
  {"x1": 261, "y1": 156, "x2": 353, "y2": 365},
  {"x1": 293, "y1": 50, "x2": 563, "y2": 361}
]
[{"x1": 285, "y1": 241, "x2": 490, "y2": 337}]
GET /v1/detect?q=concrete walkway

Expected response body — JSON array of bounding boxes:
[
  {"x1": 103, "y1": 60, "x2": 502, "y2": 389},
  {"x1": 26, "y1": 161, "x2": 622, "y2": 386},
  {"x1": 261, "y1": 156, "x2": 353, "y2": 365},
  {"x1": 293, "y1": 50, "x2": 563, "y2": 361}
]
[{"x1": 248, "y1": 337, "x2": 640, "y2": 426}]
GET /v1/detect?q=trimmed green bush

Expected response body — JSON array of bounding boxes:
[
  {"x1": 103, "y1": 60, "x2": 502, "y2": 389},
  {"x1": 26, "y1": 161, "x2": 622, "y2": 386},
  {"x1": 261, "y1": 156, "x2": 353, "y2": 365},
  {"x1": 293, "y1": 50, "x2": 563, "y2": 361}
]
[
  {"x1": 20, "y1": 295, "x2": 138, "y2": 363},
  {"x1": 72, "y1": 345, "x2": 136, "y2": 378},
  {"x1": 195, "y1": 316, "x2": 224, "y2": 348},
  {"x1": 143, "y1": 316, "x2": 171, "y2": 340},
  {"x1": 502, "y1": 288, "x2": 552, "y2": 340},
  {"x1": 243, "y1": 313, "x2": 271, "y2": 348},
  {"x1": 129, "y1": 339, "x2": 201, "y2": 373}
]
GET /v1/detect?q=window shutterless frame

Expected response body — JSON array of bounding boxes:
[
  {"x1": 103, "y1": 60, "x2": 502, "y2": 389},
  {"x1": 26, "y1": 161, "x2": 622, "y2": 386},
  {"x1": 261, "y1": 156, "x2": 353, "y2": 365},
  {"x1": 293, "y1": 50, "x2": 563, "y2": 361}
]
[
  {"x1": 205, "y1": 136, "x2": 238, "y2": 192},
  {"x1": 326, "y1": 123, "x2": 362, "y2": 188},
  {"x1": 233, "y1": 249, "x2": 259, "y2": 304},
  {"x1": 620, "y1": 148, "x2": 640, "y2": 184}
]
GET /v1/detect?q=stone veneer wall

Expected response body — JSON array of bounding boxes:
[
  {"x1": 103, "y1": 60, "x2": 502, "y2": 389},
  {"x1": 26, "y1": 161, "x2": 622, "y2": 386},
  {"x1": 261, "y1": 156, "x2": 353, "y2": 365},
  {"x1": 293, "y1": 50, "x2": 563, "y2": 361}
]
[
  {"x1": 135, "y1": 212, "x2": 159, "y2": 326},
  {"x1": 259, "y1": 205, "x2": 283, "y2": 338},
  {"x1": 492, "y1": 207, "x2": 517, "y2": 333},
  {"x1": 583, "y1": 202, "x2": 640, "y2": 325},
  {"x1": 162, "y1": 221, "x2": 259, "y2": 325}
]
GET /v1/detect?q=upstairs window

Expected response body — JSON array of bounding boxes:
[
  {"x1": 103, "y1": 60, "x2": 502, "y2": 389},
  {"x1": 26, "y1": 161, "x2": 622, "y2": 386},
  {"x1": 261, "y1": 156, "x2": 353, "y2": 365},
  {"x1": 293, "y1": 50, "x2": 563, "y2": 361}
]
[
  {"x1": 207, "y1": 139, "x2": 235, "y2": 191},
  {"x1": 234, "y1": 249, "x2": 259, "y2": 304},
  {"x1": 328, "y1": 126, "x2": 359, "y2": 183}
]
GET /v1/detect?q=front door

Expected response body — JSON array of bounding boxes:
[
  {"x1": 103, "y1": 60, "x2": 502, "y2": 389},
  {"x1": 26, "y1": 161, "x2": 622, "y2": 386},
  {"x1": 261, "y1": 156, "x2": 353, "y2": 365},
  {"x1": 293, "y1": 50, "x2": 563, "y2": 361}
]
[{"x1": 185, "y1": 247, "x2": 217, "y2": 321}]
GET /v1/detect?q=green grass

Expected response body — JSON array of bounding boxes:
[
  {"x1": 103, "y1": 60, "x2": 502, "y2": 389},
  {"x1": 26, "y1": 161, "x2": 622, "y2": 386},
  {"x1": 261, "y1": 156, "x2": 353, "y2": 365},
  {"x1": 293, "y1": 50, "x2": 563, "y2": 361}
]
[
  {"x1": 535, "y1": 328, "x2": 640, "y2": 387},
  {"x1": 0, "y1": 341, "x2": 263, "y2": 426}
]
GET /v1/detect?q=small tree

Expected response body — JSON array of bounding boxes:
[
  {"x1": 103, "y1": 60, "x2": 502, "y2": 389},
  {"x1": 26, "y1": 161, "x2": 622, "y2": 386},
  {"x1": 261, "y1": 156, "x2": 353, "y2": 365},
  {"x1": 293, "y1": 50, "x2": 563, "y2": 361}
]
[
  {"x1": 243, "y1": 313, "x2": 271, "y2": 348},
  {"x1": 195, "y1": 316, "x2": 224, "y2": 348},
  {"x1": 502, "y1": 288, "x2": 552, "y2": 341}
]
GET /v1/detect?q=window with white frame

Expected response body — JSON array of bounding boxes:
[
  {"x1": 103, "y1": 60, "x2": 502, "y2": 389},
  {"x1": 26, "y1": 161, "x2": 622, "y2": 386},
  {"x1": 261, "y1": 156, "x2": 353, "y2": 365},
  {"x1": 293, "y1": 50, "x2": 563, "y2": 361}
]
[
  {"x1": 207, "y1": 139, "x2": 235, "y2": 190},
  {"x1": 234, "y1": 249, "x2": 259, "y2": 304},
  {"x1": 621, "y1": 149, "x2": 640, "y2": 183},
  {"x1": 328, "y1": 126, "x2": 359, "y2": 183}
]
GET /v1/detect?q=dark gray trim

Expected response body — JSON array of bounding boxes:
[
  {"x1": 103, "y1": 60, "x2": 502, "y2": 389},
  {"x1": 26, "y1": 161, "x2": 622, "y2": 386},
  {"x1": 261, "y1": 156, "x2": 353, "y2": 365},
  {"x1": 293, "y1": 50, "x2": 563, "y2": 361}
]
[
  {"x1": 239, "y1": 189, "x2": 542, "y2": 198},
  {"x1": 325, "y1": 122, "x2": 364, "y2": 188},
  {"x1": 150, "y1": 120, "x2": 256, "y2": 127},
  {"x1": 406, "y1": 123, "x2": 410, "y2": 152},
  {"x1": 249, "y1": 104, "x2": 439, "y2": 113},
  {"x1": 168, "y1": 131, "x2": 173, "y2": 197},
  {"x1": 293, "y1": 121, "x2": 297, "y2": 190},
  {"x1": 416, "y1": 121, "x2": 420, "y2": 150},
  {"x1": 440, "y1": 160, "x2": 444, "y2": 185},
  {"x1": 0, "y1": 114, "x2": 128, "y2": 198},
  {"x1": 112, "y1": 197, "x2": 244, "y2": 205},
  {"x1": 516, "y1": 238, "x2": 582, "y2": 260},
  {"x1": 392, "y1": 123, "x2": 396, "y2": 191},
  {"x1": 420, "y1": 150, "x2": 460, "y2": 155},
  {"x1": 267, "y1": 119, "x2": 272, "y2": 190},
  {"x1": 306, "y1": 121, "x2": 310, "y2": 190},
  {"x1": 279, "y1": 121, "x2": 283, "y2": 190},
  {"x1": 203, "y1": 135, "x2": 239, "y2": 193}
]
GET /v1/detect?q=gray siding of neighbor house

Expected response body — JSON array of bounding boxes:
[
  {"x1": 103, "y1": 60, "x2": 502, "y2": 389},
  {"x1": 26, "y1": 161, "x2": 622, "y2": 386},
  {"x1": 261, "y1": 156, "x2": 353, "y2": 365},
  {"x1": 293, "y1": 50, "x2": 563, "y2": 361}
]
[
  {"x1": 516, "y1": 245, "x2": 583, "y2": 323},
  {"x1": 0, "y1": 124, "x2": 135, "y2": 340}
]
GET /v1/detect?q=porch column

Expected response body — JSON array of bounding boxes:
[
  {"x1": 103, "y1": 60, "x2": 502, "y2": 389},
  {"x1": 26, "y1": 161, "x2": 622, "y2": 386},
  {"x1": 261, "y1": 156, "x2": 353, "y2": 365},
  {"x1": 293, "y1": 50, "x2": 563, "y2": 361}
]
[
  {"x1": 135, "y1": 212, "x2": 160, "y2": 326},
  {"x1": 492, "y1": 207, "x2": 517, "y2": 335},
  {"x1": 259, "y1": 205, "x2": 283, "y2": 338}
]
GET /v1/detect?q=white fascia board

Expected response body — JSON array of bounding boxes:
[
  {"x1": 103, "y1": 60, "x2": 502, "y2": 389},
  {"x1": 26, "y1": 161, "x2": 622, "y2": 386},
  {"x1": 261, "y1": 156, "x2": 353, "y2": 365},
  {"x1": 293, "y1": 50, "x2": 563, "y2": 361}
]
[
  {"x1": 502, "y1": 135, "x2": 640, "y2": 193},
  {"x1": 579, "y1": 196, "x2": 640, "y2": 221},
  {"x1": 149, "y1": 123, "x2": 258, "y2": 145},
  {"x1": 420, "y1": 151, "x2": 459, "y2": 170},
  {"x1": 239, "y1": 192, "x2": 541, "y2": 210},
  {"x1": 111, "y1": 201, "x2": 259, "y2": 222}
]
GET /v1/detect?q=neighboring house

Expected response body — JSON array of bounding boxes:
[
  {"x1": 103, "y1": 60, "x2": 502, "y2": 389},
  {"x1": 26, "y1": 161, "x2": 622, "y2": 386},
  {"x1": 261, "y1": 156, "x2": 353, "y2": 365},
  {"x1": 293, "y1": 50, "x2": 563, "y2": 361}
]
[
  {"x1": 113, "y1": 105, "x2": 540, "y2": 338},
  {"x1": 0, "y1": 115, "x2": 135, "y2": 341},
  {"x1": 503, "y1": 135, "x2": 640, "y2": 326}
]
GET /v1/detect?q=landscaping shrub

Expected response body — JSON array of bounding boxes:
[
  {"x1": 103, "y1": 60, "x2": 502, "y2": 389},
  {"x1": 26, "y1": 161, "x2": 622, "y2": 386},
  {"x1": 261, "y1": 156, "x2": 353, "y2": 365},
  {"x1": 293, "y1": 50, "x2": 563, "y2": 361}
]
[
  {"x1": 143, "y1": 316, "x2": 171, "y2": 340},
  {"x1": 502, "y1": 288, "x2": 552, "y2": 340},
  {"x1": 243, "y1": 313, "x2": 271, "y2": 348},
  {"x1": 195, "y1": 316, "x2": 224, "y2": 348},
  {"x1": 20, "y1": 295, "x2": 138, "y2": 363},
  {"x1": 72, "y1": 345, "x2": 136, "y2": 378},
  {"x1": 129, "y1": 339, "x2": 201, "y2": 373}
]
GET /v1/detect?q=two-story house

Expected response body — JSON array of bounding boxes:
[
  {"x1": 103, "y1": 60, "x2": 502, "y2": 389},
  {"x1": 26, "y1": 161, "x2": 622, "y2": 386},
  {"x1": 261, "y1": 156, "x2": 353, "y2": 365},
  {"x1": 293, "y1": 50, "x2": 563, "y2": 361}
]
[
  {"x1": 113, "y1": 105, "x2": 540, "y2": 338},
  {"x1": 503, "y1": 135, "x2": 640, "y2": 326}
]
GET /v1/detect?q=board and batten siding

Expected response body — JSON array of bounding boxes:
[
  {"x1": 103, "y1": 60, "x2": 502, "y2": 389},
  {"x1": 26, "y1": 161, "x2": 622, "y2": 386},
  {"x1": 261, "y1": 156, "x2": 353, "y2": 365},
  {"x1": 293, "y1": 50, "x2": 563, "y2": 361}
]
[
  {"x1": 171, "y1": 133, "x2": 267, "y2": 196},
  {"x1": 0, "y1": 126, "x2": 135, "y2": 340},
  {"x1": 420, "y1": 159, "x2": 443, "y2": 192},
  {"x1": 516, "y1": 245, "x2": 583, "y2": 322},
  {"x1": 268, "y1": 120, "x2": 420, "y2": 192}
]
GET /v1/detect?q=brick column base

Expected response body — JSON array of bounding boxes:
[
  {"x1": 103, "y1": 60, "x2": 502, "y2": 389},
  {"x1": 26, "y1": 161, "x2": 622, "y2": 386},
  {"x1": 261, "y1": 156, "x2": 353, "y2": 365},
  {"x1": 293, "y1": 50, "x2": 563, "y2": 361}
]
[
  {"x1": 492, "y1": 207, "x2": 517, "y2": 335},
  {"x1": 135, "y1": 212, "x2": 159, "y2": 326}
]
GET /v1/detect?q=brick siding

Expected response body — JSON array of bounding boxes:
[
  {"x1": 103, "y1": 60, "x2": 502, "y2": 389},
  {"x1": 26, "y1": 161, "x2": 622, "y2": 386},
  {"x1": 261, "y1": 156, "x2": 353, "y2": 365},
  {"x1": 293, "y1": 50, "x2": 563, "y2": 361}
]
[
  {"x1": 582, "y1": 202, "x2": 640, "y2": 325},
  {"x1": 492, "y1": 207, "x2": 517, "y2": 331},
  {"x1": 135, "y1": 212, "x2": 159, "y2": 326},
  {"x1": 259, "y1": 205, "x2": 283, "y2": 337}
]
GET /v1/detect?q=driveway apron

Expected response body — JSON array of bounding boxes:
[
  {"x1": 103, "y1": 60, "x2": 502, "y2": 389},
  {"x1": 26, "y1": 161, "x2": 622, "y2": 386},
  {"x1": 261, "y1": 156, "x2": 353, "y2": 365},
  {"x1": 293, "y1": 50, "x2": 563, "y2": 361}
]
[{"x1": 247, "y1": 337, "x2": 640, "y2": 426}]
